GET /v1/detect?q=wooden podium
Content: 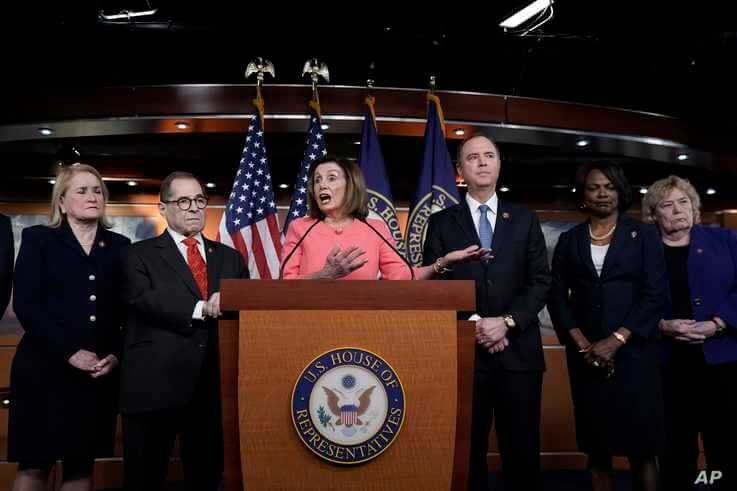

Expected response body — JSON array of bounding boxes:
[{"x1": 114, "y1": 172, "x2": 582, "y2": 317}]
[{"x1": 219, "y1": 280, "x2": 476, "y2": 491}]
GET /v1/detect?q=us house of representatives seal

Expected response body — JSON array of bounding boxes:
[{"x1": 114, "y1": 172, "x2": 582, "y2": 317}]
[{"x1": 291, "y1": 347, "x2": 406, "y2": 465}]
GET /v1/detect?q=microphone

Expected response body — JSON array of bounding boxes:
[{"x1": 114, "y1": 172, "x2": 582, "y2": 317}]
[
  {"x1": 358, "y1": 217, "x2": 415, "y2": 281},
  {"x1": 279, "y1": 218, "x2": 321, "y2": 279}
]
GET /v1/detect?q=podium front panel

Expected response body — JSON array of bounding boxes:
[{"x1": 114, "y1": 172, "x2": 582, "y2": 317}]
[{"x1": 237, "y1": 310, "x2": 458, "y2": 490}]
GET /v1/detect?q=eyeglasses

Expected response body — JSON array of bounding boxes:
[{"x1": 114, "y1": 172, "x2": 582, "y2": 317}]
[{"x1": 162, "y1": 196, "x2": 208, "y2": 211}]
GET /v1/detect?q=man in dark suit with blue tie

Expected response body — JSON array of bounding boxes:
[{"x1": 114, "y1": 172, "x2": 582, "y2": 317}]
[
  {"x1": 424, "y1": 135, "x2": 551, "y2": 491},
  {"x1": 121, "y1": 171, "x2": 248, "y2": 491}
]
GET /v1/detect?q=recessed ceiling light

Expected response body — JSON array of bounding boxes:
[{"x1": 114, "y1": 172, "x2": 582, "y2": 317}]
[
  {"x1": 499, "y1": 186, "x2": 510, "y2": 192},
  {"x1": 677, "y1": 153, "x2": 689, "y2": 161},
  {"x1": 454, "y1": 128, "x2": 466, "y2": 136},
  {"x1": 175, "y1": 121, "x2": 190, "y2": 130},
  {"x1": 320, "y1": 123, "x2": 330, "y2": 131},
  {"x1": 639, "y1": 187, "x2": 648, "y2": 195},
  {"x1": 279, "y1": 183, "x2": 289, "y2": 189},
  {"x1": 571, "y1": 187, "x2": 577, "y2": 193},
  {"x1": 39, "y1": 127, "x2": 53, "y2": 136},
  {"x1": 49, "y1": 179, "x2": 56, "y2": 185},
  {"x1": 706, "y1": 188, "x2": 717, "y2": 195},
  {"x1": 353, "y1": 141, "x2": 361, "y2": 145},
  {"x1": 206, "y1": 182, "x2": 216, "y2": 189},
  {"x1": 576, "y1": 139, "x2": 590, "y2": 147},
  {"x1": 127, "y1": 181, "x2": 138, "y2": 187}
]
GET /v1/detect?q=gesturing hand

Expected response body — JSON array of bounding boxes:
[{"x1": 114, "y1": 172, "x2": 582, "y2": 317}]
[{"x1": 320, "y1": 245, "x2": 367, "y2": 279}]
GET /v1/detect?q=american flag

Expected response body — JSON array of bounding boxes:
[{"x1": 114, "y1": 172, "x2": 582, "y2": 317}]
[
  {"x1": 217, "y1": 111, "x2": 282, "y2": 278},
  {"x1": 282, "y1": 103, "x2": 327, "y2": 235}
]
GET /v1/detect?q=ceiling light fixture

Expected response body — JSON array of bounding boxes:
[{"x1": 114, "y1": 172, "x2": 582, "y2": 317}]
[
  {"x1": 454, "y1": 128, "x2": 466, "y2": 136},
  {"x1": 706, "y1": 188, "x2": 717, "y2": 195},
  {"x1": 39, "y1": 127, "x2": 53, "y2": 136},
  {"x1": 499, "y1": 186, "x2": 511, "y2": 193},
  {"x1": 500, "y1": 0, "x2": 554, "y2": 34},
  {"x1": 677, "y1": 153, "x2": 689, "y2": 161},
  {"x1": 127, "y1": 181, "x2": 138, "y2": 187},
  {"x1": 576, "y1": 139, "x2": 590, "y2": 147},
  {"x1": 639, "y1": 187, "x2": 648, "y2": 195},
  {"x1": 175, "y1": 121, "x2": 190, "y2": 130},
  {"x1": 321, "y1": 123, "x2": 330, "y2": 131},
  {"x1": 206, "y1": 182, "x2": 216, "y2": 189}
]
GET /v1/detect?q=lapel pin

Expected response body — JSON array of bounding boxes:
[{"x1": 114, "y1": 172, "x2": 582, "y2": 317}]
[
  {"x1": 631, "y1": 231, "x2": 637, "y2": 239},
  {"x1": 502, "y1": 212, "x2": 510, "y2": 219},
  {"x1": 99, "y1": 241, "x2": 106, "y2": 247},
  {"x1": 208, "y1": 247, "x2": 213, "y2": 253},
  {"x1": 697, "y1": 248, "x2": 703, "y2": 254}
]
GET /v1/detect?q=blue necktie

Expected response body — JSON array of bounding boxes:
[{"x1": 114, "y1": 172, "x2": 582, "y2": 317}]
[{"x1": 478, "y1": 204, "x2": 493, "y2": 249}]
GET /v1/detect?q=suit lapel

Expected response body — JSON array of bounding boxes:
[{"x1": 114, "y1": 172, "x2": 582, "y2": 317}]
[
  {"x1": 451, "y1": 203, "x2": 481, "y2": 247},
  {"x1": 576, "y1": 222, "x2": 598, "y2": 278},
  {"x1": 203, "y1": 237, "x2": 222, "y2": 296},
  {"x1": 156, "y1": 232, "x2": 201, "y2": 299},
  {"x1": 600, "y1": 215, "x2": 630, "y2": 278}
]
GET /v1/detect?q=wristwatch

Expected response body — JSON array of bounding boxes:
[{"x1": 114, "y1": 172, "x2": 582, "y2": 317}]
[{"x1": 502, "y1": 314, "x2": 516, "y2": 329}]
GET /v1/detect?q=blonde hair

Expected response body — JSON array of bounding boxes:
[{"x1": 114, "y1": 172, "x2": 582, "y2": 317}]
[
  {"x1": 49, "y1": 164, "x2": 112, "y2": 229},
  {"x1": 641, "y1": 175, "x2": 701, "y2": 224}
]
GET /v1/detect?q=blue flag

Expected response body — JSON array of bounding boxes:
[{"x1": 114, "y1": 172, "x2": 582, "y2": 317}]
[
  {"x1": 283, "y1": 101, "x2": 327, "y2": 235},
  {"x1": 405, "y1": 93, "x2": 460, "y2": 266},
  {"x1": 358, "y1": 96, "x2": 404, "y2": 251}
]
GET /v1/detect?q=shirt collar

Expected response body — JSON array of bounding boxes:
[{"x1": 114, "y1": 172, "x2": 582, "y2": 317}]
[
  {"x1": 167, "y1": 228, "x2": 204, "y2": 248},
  {"x1": 465, "y1": 192, "x2": 498, "y2": 216}
]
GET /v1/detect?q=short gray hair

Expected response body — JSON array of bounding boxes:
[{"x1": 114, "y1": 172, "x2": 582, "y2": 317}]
[{"x1": 642, "y1": 175, "x2": 701, "y2": 224}]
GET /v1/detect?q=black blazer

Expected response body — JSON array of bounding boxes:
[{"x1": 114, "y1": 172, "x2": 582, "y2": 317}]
[
  {"x1": 548, "y1": 215, "x2": 666, "y2": 345},
  {"x1": 423, "y1": 199, "x2": 551, "y2": 371},
  {"x1": 120, "y1": 232, "x2": 248, "y2": 414},
  {"x1": 0, "y1": 214, "x2": 14, "y2": 317}
]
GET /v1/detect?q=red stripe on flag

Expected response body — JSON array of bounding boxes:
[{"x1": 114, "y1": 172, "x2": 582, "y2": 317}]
[
  {"x1": 249, "y1": 223, "x2": 270, "y2": 279},
  {"x1": 230, "y1": 231, "x2": 250, "y2": 265},
  {"x1": 266, "y1": 215, "x2": 283, "y2": 257}
]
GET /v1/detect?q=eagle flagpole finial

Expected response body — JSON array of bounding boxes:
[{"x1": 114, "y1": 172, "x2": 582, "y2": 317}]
[
  {"x1": 245, "y1": 57, "x2": 275, "y2": 88},
  {"x1": 302, "y1": 58, "x2": 330, "y2": 102}
]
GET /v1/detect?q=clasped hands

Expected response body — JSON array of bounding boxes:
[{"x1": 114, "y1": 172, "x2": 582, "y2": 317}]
[
  {"x1": 659, "y1": 318, "x2": 718, "y2": 343},
  {"x1": 68, "y1": 350, "x2": 118, "y2": 378}
]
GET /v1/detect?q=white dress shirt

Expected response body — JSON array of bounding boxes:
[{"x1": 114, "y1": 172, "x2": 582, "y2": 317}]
[{"x1": 466, "y1": 192, "x2": 499, "y2": 238}]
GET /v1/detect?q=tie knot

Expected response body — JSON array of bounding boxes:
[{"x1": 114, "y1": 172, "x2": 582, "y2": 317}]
[
  {"x1": 182, "y1": 237, "x2": 198, "y2": 248},
  {"x1": 479, "y1": 204, "x2": 490, "y2": 215}
]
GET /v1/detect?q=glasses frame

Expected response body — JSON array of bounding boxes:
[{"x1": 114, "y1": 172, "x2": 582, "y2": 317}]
[{"x1": 161, "y1": 195, "x2": 209, "y2": 211}]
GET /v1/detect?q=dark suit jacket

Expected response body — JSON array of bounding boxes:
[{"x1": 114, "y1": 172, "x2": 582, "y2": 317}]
[
  {"x1": 549, "y1": 215, "x2": 666, "y2": 344},
  {"x1": 423, "y1": 199, "x2": 551, "y2": 371},
  {"x1": 9, "y1": 223, "x2": 130, "y2": 460},
  {"x1": 0, "y1": 214, "x2": 14, "y2": 317},
  {"x1": 120, "y1": 231, "x2": 248, "y2": 414},
  {"x1": 661, "y1": 224, "x2": 737, "y2": 365}
]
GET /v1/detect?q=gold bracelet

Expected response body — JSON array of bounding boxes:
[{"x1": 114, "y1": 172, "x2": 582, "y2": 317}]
[
  {"x1": 433, "y1": 258, "x2": 452, "y2": 274},
  {"x1": 612, "y1": 332, "x2": 627, "y2": 344}
]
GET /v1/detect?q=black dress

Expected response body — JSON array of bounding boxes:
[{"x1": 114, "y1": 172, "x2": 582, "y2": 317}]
[
  {"x1": 549, "y1": 216, "x2": 667, "y2": 457},
  {"x1": 8, "y1": 222, "x2": 130, "y2": 464}
]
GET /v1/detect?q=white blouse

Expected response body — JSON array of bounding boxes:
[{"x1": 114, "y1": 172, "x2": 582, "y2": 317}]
[{"x1": 591, "y1": 244, "x2": 610, "y2": 277}]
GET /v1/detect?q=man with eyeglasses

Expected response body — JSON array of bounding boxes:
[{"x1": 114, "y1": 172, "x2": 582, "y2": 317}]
[{"x1": 120, "y1": 171, "x2": 248, "y2": 491}]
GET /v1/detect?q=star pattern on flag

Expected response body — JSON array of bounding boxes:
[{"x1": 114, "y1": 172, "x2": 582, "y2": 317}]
[{"x1": 283, "y1": 108, "x2": 328, "y2": 232}]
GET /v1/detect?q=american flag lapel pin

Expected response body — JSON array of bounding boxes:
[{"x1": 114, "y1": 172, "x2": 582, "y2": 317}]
[
  {"x1": 99, "y1": 241, "x2": 105, "y2": 247},
  {"x1": 208, "y1": 247, "x2": 213, "y2": 253},
  {"x1": 631, "y1": 231, "x2": 637, "y2": 239},
  {"x1": 502, "y1": 212, "x2": 510, "y2": 219}
]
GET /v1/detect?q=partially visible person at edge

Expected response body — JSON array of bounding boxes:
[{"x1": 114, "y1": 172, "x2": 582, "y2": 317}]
[{"x1": 643, "y1": 175, "x2": 737, "y2": 491}]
